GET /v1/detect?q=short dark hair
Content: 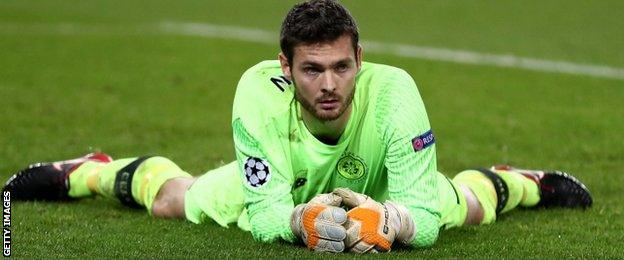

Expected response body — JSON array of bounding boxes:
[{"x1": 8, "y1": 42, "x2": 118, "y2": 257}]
[{"x1": 280, "y1": 0, "x2": 359, "y2": 63}]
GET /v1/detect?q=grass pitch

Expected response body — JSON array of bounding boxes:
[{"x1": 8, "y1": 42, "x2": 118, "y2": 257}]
[{"x1": 1, "y1": 0, "x2": 623, "y2": 258}]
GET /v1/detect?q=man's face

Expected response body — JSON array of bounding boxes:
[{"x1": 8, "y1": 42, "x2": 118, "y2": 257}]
[{"x1": 279, "y1": 35, "x2": 362, "y2": 122}]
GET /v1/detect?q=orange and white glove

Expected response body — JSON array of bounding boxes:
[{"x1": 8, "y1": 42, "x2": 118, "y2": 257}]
[
  {"x1": 290, "y1": 193, "x2": 348, "y2": 252},
  {"x1": 332, "y1": 188, "x2": 415, "y2": 253}
]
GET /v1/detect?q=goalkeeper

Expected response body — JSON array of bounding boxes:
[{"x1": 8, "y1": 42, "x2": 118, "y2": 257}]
[{"x1": 4, "y1": 0, "x2": 592, "y2": 253}]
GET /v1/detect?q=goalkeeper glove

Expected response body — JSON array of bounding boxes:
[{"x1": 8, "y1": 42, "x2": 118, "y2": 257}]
[
  {"x1": 290, "y1": 193, "x2": 348, "y2": 252},
  {"x1": 332, "y1": 188, "x2": 416, "y2": 253}
]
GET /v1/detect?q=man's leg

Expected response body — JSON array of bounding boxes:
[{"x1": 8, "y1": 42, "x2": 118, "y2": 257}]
[
  {"x1": 4, "y1": 153, "x2": 193, "y2": 217},
  {"x1": 453, "y1": 166, "x2": 593, "y2": 225},
  {"x1": 182, "y1": 161, "x2": 246, "y2": 227},
  {"x1": 5, "y1": 154, "x2": 247, "y2": 226},
  {"x1": 128, "y1": 161, "x2": 245, "y2": 221},
  {"x1": 151, "y1": 177, "x2": 196, "y2": 218}
]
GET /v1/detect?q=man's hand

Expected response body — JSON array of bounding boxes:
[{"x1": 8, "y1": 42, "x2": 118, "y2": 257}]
[
  {"x1": 290, "y1": 193, "x2": 348, "y2": 252},
  {"x1": 332, "y1": 188, "x2": 416, "y2": 253}
]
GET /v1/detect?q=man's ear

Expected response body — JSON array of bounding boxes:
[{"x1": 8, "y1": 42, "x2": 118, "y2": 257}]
[
  {"x1": 278, "y1": 52, "x2": 292, "y2": 80},
  {"x1": 356, "y1": 44, "x2": 363, "y2": 72}
]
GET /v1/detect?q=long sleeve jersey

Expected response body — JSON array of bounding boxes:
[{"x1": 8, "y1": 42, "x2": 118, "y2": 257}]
[{"x1": 232, "y1": 60, "x2": 440, "y2": 247}]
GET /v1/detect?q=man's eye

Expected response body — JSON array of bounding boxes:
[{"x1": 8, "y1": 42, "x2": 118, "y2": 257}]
[
  {"x1": 304, "y1": 68, "x2": 320, "y2": 75},
  {"x1": 336, "y1": 64, "x2": 349, "y2": 72}
]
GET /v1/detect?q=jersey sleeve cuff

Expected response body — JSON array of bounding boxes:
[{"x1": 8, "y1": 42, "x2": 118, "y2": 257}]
[{"x1": 408, "y1": 208, "x2": 440, "y2": 247}]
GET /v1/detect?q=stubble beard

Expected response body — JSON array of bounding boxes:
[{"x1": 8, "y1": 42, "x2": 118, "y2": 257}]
[{"x1": 295, "y1": 85, "x2": 355, "y2": 122}]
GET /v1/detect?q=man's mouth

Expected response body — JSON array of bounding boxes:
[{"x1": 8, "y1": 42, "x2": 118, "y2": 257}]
[{"x1": 318, "y1": 98, "x2": 339, "y2": 110}]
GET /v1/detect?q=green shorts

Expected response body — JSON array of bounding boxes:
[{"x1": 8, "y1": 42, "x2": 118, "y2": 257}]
[
  {"x1": 436, "y1": 173, "x2": 468, "y2": 230},
  {"x1": 184, "y1": 161, "x2": 467, "y2": 231},
  {"x1": 184, "y1": 161, "x2": 250, "y2": 230}
]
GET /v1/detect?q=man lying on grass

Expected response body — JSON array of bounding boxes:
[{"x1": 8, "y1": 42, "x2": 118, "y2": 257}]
[{"x1": 4, "y1": 0, "x2": 592, "y2": 253}]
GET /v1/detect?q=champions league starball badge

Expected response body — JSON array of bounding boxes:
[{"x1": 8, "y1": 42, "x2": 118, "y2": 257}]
[{"x1": 244, "y1": 157, "x2": 271, "y2": 187}]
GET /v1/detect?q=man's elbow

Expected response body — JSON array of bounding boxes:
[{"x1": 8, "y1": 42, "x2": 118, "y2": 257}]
[
  {"x1": 411, "y1": 227, "x2": 439, "y2": 248},
  {"x1": 250, "y1": 224, "x2": 297, "y2": 244}
]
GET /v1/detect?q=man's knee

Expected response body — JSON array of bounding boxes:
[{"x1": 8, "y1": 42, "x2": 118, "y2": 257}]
[
  {"x1": 152, "y1": 177, "x2": 196, "y2": 218},
  {"x1": 454, "y1": 170, "x2": 498, "y2": 225},
  {"x1": 460, "y1": 185, "x2": 485, "y2": 225}
]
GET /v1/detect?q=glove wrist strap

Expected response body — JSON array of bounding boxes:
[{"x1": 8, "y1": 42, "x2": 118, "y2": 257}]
[
  {"x1": 290, "y1": 204, "x2": 306, "y2": 240},
  {"x1": 385, "y1": 201, "x2": 416, "y2": 245}
]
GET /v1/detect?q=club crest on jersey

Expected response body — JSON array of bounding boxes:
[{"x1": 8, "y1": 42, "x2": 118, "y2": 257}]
[
  {"x1": 336, "y1": 152, "x2": 367, "y2": 181},
  {"x1": 412, "y1": 129, "x2": 435, "y2": 152},
  {"x1": 244, "y1": 157, "x2": 271, "y2": 188}
]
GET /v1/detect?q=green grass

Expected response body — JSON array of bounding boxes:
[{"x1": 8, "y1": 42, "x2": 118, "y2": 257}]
[{"x1": 1, "y1": 0, "x2": 623, "y2": 257}]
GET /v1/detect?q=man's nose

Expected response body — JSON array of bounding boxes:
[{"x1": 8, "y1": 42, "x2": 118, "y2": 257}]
[{"x1": 321, "y1": 71, "x2": 336, "y2": 93}]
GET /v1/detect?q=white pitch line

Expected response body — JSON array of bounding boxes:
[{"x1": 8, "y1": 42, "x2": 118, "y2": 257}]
[
  {"x1": 2, "y1": 21, "x2": 623, "y2": 81},
  {"x1": 159, "y1": 22, "x2": 624, "y2": 81},
  {"x1": 362, "y1": 41, "x2": 624, "y2": 80},
  {"x1": 159, "y1": 22, "x2": 276, "y2": 45}
]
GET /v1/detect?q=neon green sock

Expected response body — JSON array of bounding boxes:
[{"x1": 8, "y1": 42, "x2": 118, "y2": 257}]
[
  {"x1": 453, "y1": 168, "x2": 541, "y2": 224},
  {"x1": 67, "y1": 161, "x2": 100, "y2": 198},
  {"x1": 493, "y1": 171, "x2": 525, "y2": 213},
  {"x1": 68, "y1": 157, "x2": 191, "y2": 213},
  {"x1": 68, "y1": 158, "x2": 137, "y2": 199},
  {"x1": 494, "y1": 170, "x2": 540, "y2": 207}
]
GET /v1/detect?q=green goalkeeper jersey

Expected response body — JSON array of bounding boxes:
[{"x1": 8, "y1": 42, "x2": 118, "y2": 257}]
[{"x1": 232, "y1": 60, "x2": 439, "y2": 247}]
